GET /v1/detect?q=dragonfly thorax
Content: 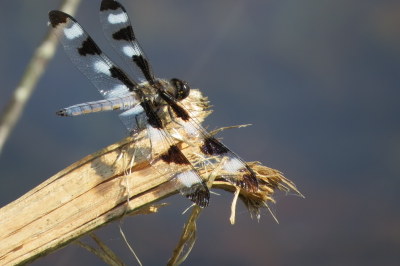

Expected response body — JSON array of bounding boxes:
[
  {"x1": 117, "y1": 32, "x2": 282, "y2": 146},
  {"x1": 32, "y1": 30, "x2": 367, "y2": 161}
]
[{"x1": 139, "y1": 78, "x2": 191, "y2": 107}]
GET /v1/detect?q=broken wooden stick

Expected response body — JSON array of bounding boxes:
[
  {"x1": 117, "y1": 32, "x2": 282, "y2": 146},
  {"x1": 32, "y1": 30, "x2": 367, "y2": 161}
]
[{"x1": 0, "y1": 89, "x2": 302, "y2": 265}]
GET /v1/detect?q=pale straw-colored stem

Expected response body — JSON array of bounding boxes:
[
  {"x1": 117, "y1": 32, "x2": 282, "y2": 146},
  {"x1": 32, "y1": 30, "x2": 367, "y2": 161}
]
[{"x1": 0, "y1": 0, "x2": 81, "y2": 155}]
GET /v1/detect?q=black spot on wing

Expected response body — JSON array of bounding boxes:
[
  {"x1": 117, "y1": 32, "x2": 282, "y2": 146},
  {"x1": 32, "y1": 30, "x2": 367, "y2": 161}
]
[
  {"x1": 159, "y1": 91, "x2": 190, "y2": 121},
  {"x1": 48, "y1": 11, "x2": 68, "y2": 27},
  {"x1": 133, "y1": 55, "x2": 154, "y2": 83},
  {"x1": 109, "y1": 66, "x2": 135, "y2": 90},
  {"x1": 112, "y1": 26, "x2": 135, "y2": 42},
  {"x1": 169, "y1": 101, "x2": 190, "y2": 121},
  {"x1": 100, "y1": 0, "x2": 122, "y2": 11},
  {"x1": 241, "y1": 171, "x2": 259, "y2": 192},
  {"x1": 185, "y1": 184, "x2": 210, "y2": 208},
  {"x1": 140, "y1": 101, "x2": 163, "y2": 129},
  {"x1": 220, "y1": 166, "x2": 259, "y2": 193},
  {"x1": 161, "y1": 145, "x2": 190, "y2": 165},
  {"x1": 200, "y1": 137, "x2": 229, "y2": 155},
  {"x1": 78, "y1": 37, "x2": 102, "y2": 56}
]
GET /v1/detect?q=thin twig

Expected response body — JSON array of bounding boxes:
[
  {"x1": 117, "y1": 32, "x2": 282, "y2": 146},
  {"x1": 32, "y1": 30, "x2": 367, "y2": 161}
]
[
  {"x1": 167, "y1": 207, "x2": 202, "y2": 266},
  {"x1": 76, "y1": 234, "x2": 125, "y2": 266},
  {"x1": 0, "y1": 0, "x2": 81, "y2": 155},
  {"x1": 229, "y1": 187, "x2": 241, "y2": 225},
  {"x1": 119, "y1": 225, "x2": 143, "y2": 266}
]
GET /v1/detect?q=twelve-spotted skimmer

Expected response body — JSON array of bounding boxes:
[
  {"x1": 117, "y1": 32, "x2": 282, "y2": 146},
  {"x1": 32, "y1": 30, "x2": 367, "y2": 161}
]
[{"x1": 49, "y1": 0, "x2": 258, "y2": 207}]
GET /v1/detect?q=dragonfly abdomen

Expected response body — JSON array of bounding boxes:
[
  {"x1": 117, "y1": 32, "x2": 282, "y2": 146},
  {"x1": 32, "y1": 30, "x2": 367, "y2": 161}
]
[{"x1": 56, "y1": 95, "x2": 138, "y2": 116}]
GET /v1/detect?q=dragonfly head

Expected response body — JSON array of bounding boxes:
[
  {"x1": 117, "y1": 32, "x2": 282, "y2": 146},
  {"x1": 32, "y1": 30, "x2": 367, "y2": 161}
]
[{"x1": 170, "y1": 78, "x2": 190, "y2": 101}]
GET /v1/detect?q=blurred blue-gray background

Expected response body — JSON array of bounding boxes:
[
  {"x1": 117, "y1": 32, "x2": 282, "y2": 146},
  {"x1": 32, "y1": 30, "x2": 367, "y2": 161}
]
[{"x1": 1, "y1": 1, "x2": 399, "y2": 265}]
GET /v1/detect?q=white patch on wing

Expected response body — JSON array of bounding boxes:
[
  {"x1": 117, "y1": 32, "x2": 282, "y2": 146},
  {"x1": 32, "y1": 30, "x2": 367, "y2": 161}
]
[
  {"x1": 107, "y1": 13, "x2": 127, "y2": 24},
  {"x1": 63, "y1": 23, "x2": 83, "y2": 39},
  {"x1": 120, "y1": 105, "x2": 144, "y2": 116},
  {"x1": 181, "y1": 121, "x2": 200, "y2": 137},
  {"x1": 105, "y1": 84, "x2": 129, "y2": 98},
  {"x1": 147, "y1": 125, "x2": 164, "y2": 145},
  {"x1": 119, "y1": 105, "x2": 144, "y2": 132},
  {"x1": 176, "y1": 170, "x2": 201, "y2": 188},
  {"x1": 223, "y1": 157, "x2": 244, "y2": 173},
  {"x1": 94, "y1": 61, "x2": 111, "y2": 76},
  {"x1": 122, "y1": 46, "x2": 139, "y2": 57}
]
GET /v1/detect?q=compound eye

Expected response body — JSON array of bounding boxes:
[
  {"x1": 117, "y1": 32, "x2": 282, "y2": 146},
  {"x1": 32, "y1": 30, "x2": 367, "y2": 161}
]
[{"x1": 171, "y1": 78, "x2": 190, "y2": 100}]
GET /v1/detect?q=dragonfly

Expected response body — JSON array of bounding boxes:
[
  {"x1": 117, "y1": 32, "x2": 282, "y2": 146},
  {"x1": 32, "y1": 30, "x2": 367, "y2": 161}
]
[{"x1": 49, "y1": 0, "x2": 258, "y2": 207}]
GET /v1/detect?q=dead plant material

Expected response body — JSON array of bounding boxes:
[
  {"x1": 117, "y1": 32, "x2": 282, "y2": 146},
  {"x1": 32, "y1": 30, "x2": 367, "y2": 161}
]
[{"x1": 0, "y1": 89, "x2": 302, "y2": 265}]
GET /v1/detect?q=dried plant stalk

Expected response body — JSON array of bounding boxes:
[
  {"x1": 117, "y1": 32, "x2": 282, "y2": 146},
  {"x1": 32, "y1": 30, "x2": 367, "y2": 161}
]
[
  {"x1": 0, "y1": 89, "x2": 302, "y2": 265},
  {"x1": 0, "y1": 0, "x2": 81, "y2": 155},
  {"x1": 0, "y1": 135, "x2": 174, "y2": 265},
  {"x1": 168, "y1": 207, "x2": 202, "y2": 266}
]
